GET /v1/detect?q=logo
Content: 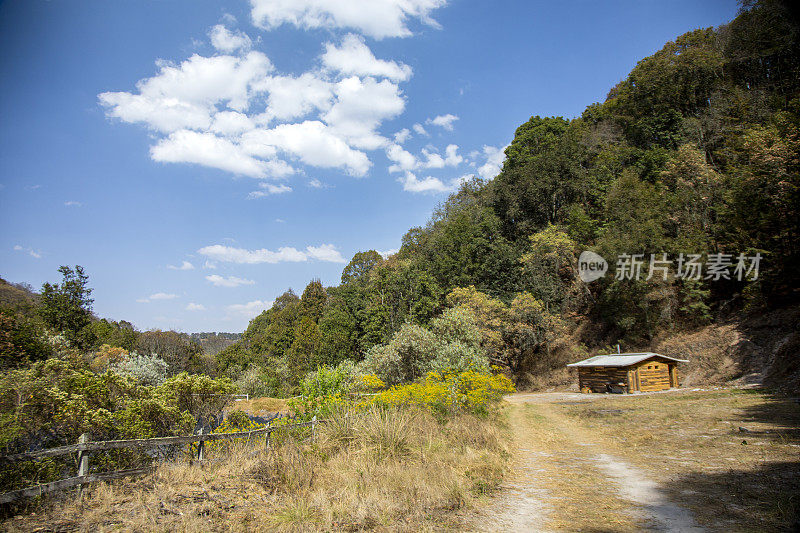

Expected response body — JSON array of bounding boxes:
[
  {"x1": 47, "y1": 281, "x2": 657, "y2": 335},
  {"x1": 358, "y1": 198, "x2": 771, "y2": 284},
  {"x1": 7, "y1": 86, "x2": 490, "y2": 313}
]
[{"x1": 578, "y1": 251, "x2": 608, "y2": 282}]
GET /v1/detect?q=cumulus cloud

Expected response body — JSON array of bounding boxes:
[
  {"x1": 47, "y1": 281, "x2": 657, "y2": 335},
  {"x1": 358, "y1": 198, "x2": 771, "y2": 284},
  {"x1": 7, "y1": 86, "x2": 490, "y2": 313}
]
[
  {"x1": 167, "y1": 260, "x2": 195, "y2": 271},
  {"x1": 186, "y1": 302, "x2": 207, "y2": 311},
  {"x1": 100, "y1": 17, "x2": 422, "y2": 187},
  {"x1": 258, "y1": 73, "x2": 334, "y2": 122},
  {"x1": 477, "y1": 144, "x2": 508, "y2": 179},
  {"x1": 205, "y1": 274, "x2": 256, "y2": 287},
  {"x1": 427, "y1": 113, "x2": 458, "y2": 131},
  {"x1": 386, "y1": 143, "x2": 417, "y2": 173},
  {"x1": 323, "y1": 76, "x2": 404, "y2": 150},
  {"x1": 198, "y1": 243, "x2": 346, "y2": 264},
  {"x1": 393, "y1": 128, "x2": 411, "y2": 144},
  {"x1": 151, "y1": 129, "x2": 289, "y2": 178},
  {"x1": 13, "y1": 245, "x2": 42, "y2": 259},
  {"x1": 250, "y1": 0, "x2": 447, "y2": 39},
  {"x1": 378, "y1": 248, "x2": 399, "y2": 258},
  {"x1": 137, "y1": 292, "x2": 179, "y2": 303},
  {"x1": 226, "y1": 299, "x2": 272, "y2": 320},
  {"x1": 242, "y1": 120, "x2": 371, "y2": 176},
  {"x1": 322, "y1": 34, "x2": 411, "y2": 81},
  {"x1": 209, "y1": 25, "x2": 252, "y2": 53},
  {"x1": 399, "y1": 171, "x2": 470, "y2": 193},
  {"x1": 248, "y1": 182, "x2": 292, "y2": 198},
  {"x1": 306, "y1": 243, "x2": 346, "y2": 263},
  {"x1": 308, "y1": 178, "x2": 325, "y2": 188}
]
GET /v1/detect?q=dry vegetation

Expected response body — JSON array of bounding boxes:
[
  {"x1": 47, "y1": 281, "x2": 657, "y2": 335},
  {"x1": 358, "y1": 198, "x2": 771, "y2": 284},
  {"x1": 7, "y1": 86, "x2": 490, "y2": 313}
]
[
  {"x1": 555, "y1": 388, "x2": 800, "y2": 531},
  {"x1": 2, "y1": 406, "x2": 510, "y2": 532},
  {"x1": 231, "y1": 397, "x2": 290, "y2": 416}
]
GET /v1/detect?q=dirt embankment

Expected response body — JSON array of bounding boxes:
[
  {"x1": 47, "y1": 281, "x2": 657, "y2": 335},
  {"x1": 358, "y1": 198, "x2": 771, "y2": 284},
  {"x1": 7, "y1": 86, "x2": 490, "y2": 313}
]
[{"x1": 652, "y1": 305, "x2": 800, "y2": 391}]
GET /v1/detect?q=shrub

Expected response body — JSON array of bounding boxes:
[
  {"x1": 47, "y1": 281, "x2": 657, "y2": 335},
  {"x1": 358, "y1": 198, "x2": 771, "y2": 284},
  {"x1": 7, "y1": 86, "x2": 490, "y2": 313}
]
[
  {"x1": 112, "y1": 352, "x2": 168, "y2": 386},
  {"x1": 366, "y1": 369, "x2": 515, "y2": 416}
]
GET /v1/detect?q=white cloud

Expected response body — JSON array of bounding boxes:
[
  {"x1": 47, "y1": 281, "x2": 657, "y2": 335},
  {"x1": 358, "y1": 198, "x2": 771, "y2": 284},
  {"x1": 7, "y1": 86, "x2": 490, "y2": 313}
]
[
  {"x1": 393, "y1": 128, "x2": 411, "y2": 144},
  {"x1": 186, "y1": 302, "x2": 207, "y2": 311},
  {"x1": 99, "y1": 52, "x2": 273, "y2": 132},
  {"x1": 306, "y1": 244, "x2": 346, "y2": 263},
  {"x1": 205, "y1": 274, "x2": 256, "y2": 287},
  {"x1": 399, "y1": 171, "x2": 451, "y2": 193},
  {"x1": 210, "y1": 111, "x2": 255, "y2": 136},
  {"x1": 250, "y1": 0, "x2": 447, "y2": 39},
  {"x1": 477, "y1": 144, "x2": 508, "y2": 179},
  {"x1": 64, "y1": 201, "x2": 82, "y2": 207},
  {"x1": 322, "y1": 34, "x2": 411, "y2": 81},
  {"x1": 137, "y1": 292, "x2": 179, "y2": 303},
  {"x1": 427, "y1": 113, "x2": 458, "y2": 131},
  {"x1": 209, "y1": 25, "x2": 253, "y2": 53},
  {"x1": 323, "y1": 76, "x2": 404, "y2": 150},
  {"x1": 100, "y1": 20, "x2": 423, "y2": 186},
  {"x1": 167, "y1": 260, "x2": 195, "y2": 271},
  {"x1": 444, "y1": 144, "x2": 462, "y2": 166},
  {"x1": 203, "y1": 260, "x2": 217, "y2": 269},
  {"x1": 198, "y1": 243, "x2": 346, "y2": 264},
  {"x1": 242, "y1": 120, "x2": 370, "y2": 176},
  {"x1": 386, "y1": 143, "x2": 417, "y2": 173},
  {"x1": 248, "y1": 182, "x2": 292, "y2": 198},
  {"x1": 412, "y1": 123, "x2": 428, "y2": 136},
  {"x1": 308, "y1": 178, "x2": 324, "y2": 188},
  {"x1": 151, "y1": 129, "x2": 291, "y2": 178},
  {"x1": 399, "y1": 171, "x2": 469, "y2": 194},
  {"x1": 378, "y1": 248, "x2": 399, "y2": 258},
  {"x1": 226, "y1": 299, "x2": 272, "y2": 320},
  {"x1": 13, "y1": 245, "x2": 41, "y2": 259},
  {"x1": 257, "y1": 73, "x2": 334, "y2": 122}
]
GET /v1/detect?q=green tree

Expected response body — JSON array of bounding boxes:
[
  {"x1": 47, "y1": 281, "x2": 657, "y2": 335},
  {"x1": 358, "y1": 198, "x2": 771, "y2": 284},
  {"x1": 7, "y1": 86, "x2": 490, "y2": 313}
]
[
  {"x1": 39, "y1": 265, "x2": 95, "y2": 349},
  {"x1": 341, "y1": 250, "x2": 382, "y2": 285}
]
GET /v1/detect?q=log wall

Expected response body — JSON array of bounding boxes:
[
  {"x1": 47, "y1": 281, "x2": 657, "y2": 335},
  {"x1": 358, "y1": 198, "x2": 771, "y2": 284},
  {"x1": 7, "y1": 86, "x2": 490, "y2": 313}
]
[{"x1": 578, "y1": 367, "x2": 629, "y2": 393}]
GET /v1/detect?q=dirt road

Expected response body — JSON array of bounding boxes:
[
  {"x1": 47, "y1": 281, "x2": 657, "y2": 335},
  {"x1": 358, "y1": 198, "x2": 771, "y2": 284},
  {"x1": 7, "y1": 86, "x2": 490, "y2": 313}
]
[{"x1": 472, "y1": 392, "x2": 705, "y2": 532}]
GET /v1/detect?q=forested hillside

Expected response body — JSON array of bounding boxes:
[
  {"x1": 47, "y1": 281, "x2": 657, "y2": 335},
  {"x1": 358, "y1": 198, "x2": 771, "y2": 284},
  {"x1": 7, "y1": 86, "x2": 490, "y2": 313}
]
[{"x1": 215, "y1": 0, "x2": 800, "y2": 394}]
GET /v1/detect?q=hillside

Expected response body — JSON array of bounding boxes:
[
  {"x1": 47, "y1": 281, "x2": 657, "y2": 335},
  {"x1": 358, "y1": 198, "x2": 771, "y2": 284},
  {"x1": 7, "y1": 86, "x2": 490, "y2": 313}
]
[{"x1": 213, "y1": 0, "x2": 800, "y2": 395}]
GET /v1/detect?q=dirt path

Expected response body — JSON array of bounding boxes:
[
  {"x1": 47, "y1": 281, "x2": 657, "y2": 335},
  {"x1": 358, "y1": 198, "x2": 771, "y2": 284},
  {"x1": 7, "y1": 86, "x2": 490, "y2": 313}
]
[{"x1": 474, "y1": 393, "x2": 704, "y2": 532}]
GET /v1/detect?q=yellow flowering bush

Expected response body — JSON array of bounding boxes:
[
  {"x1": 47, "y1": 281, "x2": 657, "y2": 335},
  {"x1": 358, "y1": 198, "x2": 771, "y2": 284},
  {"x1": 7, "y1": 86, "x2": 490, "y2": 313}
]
[{"x1": 364, "y1": 368, "x2": 514, "y2": 416}]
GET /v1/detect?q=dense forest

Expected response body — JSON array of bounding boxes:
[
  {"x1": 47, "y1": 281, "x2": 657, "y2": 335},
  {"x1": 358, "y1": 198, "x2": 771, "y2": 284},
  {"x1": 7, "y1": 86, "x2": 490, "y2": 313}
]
[
  {"x1": 213, "y1": 0, "x2": 800, "y2": 394},
  {"x1": 1, "y1": 0, "x2": 798, "y2": 483}
]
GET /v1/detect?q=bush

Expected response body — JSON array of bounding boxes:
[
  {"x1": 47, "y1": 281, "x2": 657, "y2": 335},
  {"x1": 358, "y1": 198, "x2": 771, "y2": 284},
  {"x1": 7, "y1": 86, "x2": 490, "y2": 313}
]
[
  {"x1": 112, "y1": 352, "x2": 168, "y2": 386},
  {"x1": 366, "y1": 369, "x2": 515, "y2": 417}
]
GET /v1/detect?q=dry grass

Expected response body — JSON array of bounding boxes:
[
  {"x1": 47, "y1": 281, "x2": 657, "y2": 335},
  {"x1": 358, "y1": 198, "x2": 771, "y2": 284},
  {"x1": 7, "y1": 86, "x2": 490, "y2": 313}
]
[
  {"x1": 2, "y1": 407, "x2": 510, "y2": 532},
  {"x1": 558, "y1": 388, "x2": 800, "y2": 531},
  {"x1": 231, "y1": 396, "x2": 290, "y2": 416},
  {"x1": 511, "y1": 404, "x2": 643, "y2": 531}
]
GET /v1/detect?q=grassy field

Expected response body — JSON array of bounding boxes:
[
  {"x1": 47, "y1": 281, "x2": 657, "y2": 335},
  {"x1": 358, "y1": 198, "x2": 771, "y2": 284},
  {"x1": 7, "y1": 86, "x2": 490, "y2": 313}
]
[
  {"x1": 2, "y1": 407, "x2": 510, "y2": 532},
  {"x1": 3, "y1": 388, "x2": 797, "y2": 531},
  {"x1": 512, "y1": 388, "x2": 800, "y2": 531}
]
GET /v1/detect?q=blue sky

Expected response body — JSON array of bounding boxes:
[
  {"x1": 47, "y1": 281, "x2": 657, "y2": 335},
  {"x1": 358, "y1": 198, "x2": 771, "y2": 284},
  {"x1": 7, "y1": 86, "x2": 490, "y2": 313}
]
[{"x1": 0, "y1": 0, "x2": 738, "y2": 332}]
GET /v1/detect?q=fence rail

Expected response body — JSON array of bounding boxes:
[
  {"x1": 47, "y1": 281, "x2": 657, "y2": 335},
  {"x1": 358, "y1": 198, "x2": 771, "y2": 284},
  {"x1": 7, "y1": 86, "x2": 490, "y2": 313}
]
[{"x1": 0, "y1": 416, "x2": 317, "y2": 505}]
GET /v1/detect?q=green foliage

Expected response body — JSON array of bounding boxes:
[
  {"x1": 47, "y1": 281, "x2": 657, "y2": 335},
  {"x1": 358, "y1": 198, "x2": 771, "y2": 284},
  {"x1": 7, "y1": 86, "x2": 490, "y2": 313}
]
[
  {"x1": 341, "y1": 250, "x2": 382, "y2": 285},
  {"x1": 39, "y1": 265, "x2": 95, "y2": 349},
  {"x1": 0, "y1": 310, "x2": 53, "y2": 369},
  {"x1": 136, "y1": 329, "x2": 203, "y2": 376}
]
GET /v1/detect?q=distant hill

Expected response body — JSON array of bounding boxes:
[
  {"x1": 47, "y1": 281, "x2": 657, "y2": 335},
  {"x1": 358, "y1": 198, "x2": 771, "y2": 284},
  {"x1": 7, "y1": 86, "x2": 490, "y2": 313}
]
[{"x1": 190, "y1": 332, "x2": 242, "y2": 355}]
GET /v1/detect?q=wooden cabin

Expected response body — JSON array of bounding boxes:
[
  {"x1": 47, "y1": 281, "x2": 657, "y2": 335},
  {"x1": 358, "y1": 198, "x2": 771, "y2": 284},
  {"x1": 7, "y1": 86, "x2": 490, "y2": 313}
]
[{"x1": 567, "y1": 352, "x2": 687, "y2": 393}]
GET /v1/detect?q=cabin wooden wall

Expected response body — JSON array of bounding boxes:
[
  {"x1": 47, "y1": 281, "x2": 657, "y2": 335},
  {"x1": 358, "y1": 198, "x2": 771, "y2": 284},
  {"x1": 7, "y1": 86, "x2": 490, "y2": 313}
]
[
  {"x1": 634, "y1": 360, "x2": 671, "y2": 391},
  {"x1": 578, "y1": 367, "x2": 629, "y2": 393}
]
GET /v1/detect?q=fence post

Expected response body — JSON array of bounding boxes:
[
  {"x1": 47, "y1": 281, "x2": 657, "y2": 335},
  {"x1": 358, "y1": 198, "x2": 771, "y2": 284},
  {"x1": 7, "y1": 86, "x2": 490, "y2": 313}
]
[
  {"x1": 312, "y1": 415, "x2": 317, "y2": 443},
  {"x1": 264, "y1": 421, "x2": 271, "y2": 451},
  {"x1": 77, "y1": 433, "x2": 89, "y2": 498},
  {"x1": 197, "y1": 427, "x2": 205, "y2": 461}
]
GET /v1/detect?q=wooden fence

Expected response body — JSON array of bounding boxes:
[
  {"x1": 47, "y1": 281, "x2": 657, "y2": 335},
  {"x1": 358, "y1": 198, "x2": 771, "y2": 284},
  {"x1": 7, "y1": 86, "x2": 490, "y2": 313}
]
[{"x1": 0, "y1": 416, "x2": 318, "y2": 505}]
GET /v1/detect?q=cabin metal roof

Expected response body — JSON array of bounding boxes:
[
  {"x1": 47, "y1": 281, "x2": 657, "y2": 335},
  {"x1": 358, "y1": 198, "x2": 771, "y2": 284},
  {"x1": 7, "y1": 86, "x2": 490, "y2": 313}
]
[{"x1": 566, "y1": 352, "x2": 688, "y2": 368}]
